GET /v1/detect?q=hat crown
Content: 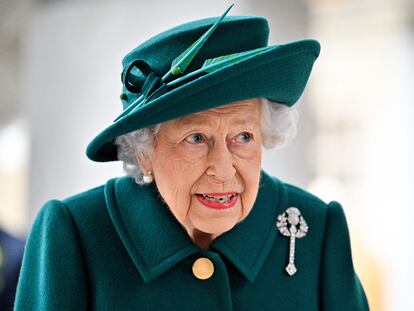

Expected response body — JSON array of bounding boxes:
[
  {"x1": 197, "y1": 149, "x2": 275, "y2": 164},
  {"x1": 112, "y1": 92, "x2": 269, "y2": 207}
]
[{"x1": 122, "y1": 16, "x2": 269, "y2": 88}]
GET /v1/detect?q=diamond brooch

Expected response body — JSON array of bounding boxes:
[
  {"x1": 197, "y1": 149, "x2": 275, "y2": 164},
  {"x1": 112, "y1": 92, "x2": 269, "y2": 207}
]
[{"x1": 276, "y1": 207, "x2": 308, "y2": 276}]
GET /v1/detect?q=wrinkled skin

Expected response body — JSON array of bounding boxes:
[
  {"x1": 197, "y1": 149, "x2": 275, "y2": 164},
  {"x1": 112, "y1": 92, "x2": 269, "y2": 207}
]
[{"x1": 137, "y1": 99, "x2": 262, "y2": 249}]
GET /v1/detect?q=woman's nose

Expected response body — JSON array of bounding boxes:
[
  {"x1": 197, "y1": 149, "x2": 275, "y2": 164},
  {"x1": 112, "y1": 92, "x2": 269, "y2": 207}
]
[{"x1": 205, "y1": 139, "x2": 236, "y2": 182}]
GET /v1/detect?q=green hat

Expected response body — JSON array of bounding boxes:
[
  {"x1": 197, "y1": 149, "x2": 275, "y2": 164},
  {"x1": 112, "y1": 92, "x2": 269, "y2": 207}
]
[{"x1": 86, "y1": 5, "x2": 320, "y2": 162}]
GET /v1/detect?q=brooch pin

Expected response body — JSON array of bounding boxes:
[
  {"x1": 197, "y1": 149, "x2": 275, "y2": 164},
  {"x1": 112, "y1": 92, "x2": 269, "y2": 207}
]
[{"x1": 276, "y1": 207, "x2": 308, "y2": 276}]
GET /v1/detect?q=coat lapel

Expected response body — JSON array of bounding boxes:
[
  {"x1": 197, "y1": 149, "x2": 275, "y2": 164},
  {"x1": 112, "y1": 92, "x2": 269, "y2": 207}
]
[{"x1": 105, "y1": 177, "x2": 199, "y2": 283}]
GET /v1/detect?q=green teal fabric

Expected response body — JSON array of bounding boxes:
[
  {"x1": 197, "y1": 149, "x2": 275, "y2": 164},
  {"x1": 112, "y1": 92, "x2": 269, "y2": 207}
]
[
  {"x1": 14, "y1": 171, "x2": 369, "y2": 310},
  {"x1": 86, "y1": 15, "x2": 320, "y2": 162}
]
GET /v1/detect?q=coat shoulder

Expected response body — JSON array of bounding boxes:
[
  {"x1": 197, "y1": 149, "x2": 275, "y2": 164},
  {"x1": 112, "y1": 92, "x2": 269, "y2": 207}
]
[
  {"x1": 60, "y1": 177, "x2": 129, "y2": 218},
  {"x1": 282, "y1": 183, "x2": 348, "y2": 228},
  {"x1": 62, "y1": 183, "x2": 106, "y2": 210},
  {"x1": 53, "y1": 177, "x2": 132, "y2": 238},
  {"x1": 266, "y1": 173, "x2": 330, "y2": 220},
  {"x1": 283, "y1": 182, "x2": 327, "y2": 208}
]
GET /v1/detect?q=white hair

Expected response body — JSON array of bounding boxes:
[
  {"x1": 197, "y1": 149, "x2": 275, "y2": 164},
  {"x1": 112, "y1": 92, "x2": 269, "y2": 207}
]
[{"x1": 114, "y1": 98, "x2": 298, "y2": 185}]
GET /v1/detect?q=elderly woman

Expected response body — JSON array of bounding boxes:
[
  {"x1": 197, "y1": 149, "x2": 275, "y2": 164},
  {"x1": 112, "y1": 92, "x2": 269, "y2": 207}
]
[{"x1": 14, "y1": 6, "x2": 369, "y2": 311}]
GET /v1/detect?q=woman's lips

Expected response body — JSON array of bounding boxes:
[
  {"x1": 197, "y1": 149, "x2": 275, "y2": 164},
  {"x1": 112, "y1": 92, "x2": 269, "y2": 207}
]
[{"x1": 195, "y1": 192, "x2": 239, "y2": 210}]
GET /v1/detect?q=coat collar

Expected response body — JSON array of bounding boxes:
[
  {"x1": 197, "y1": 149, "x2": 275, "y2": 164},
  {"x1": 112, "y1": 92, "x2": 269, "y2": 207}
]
[{"x1": 105, "y1": 171, "x2": 287, "y2": 283}]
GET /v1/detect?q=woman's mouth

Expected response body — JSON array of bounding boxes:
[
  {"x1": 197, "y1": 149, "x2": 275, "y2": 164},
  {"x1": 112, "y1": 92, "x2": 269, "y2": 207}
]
[{"x1": 195, "y1": 192, "x2": 239, "y2": 210}]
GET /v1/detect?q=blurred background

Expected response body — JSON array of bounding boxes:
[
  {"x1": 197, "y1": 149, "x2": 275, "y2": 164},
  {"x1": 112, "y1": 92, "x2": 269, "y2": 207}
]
[{"x1": 1, "y1": 0, "x2": 413, "y2": 309}]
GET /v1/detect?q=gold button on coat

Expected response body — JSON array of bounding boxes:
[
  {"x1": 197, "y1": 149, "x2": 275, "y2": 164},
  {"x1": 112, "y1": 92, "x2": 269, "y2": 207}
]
[{"x1": 192, "y1": 257, "x2": 214, "y2": 280}]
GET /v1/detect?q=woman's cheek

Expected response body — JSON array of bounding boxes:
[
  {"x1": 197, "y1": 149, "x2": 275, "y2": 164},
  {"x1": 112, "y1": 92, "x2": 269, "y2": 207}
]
[
  {"x1": 169, "y1": 144, "x2": 208, "y2": 170},
  {"x1": 230, "y1": 140, "x2": 261, "y2": 158},
  {"x1": 240, "y1": 179, "x2": 260, "y2": 216},
  {"x1": 180, "y1": 143, "x2": 208, "y2": 159},
  {"x1": 159, "y1": 184, "x2": 189, "y2": 222},
  {"x1": 233, "y1": 150, "x2": 262, "y2": 169}
]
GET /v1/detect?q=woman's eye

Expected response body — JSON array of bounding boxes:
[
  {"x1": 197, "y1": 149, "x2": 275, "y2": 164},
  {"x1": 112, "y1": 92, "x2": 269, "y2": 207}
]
[
  {"x1": 234, "y1": 132, "x2": 252, "y2": 143},
  {"x1": 185, "y1": 133, "x2": 206, "y2": 144}
]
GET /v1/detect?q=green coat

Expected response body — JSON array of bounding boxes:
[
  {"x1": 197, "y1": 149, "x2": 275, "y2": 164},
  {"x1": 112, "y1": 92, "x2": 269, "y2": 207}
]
[{"x1": 14, "y1": 171, "x2": 369, "y2": 310}]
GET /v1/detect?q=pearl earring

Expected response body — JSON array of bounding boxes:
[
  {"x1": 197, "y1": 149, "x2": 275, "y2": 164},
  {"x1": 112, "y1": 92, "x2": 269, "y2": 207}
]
[{"x1": 143, "y1": 171, "x2": 153, "y2": 184}]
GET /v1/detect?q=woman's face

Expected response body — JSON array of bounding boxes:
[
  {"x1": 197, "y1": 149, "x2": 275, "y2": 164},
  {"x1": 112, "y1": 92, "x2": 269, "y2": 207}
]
[{"x1": 138, "y1": 99, "x2": 262, "y2": 242}]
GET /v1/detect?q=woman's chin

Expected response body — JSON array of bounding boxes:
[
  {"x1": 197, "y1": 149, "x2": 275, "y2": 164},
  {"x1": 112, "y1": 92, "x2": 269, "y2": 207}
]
[
  {"x1": 186, "y1": 197, "x2": 247, "y2": 237},
  {"x1": 190, "y1": 216, "x2": 240, "y2": 237}
]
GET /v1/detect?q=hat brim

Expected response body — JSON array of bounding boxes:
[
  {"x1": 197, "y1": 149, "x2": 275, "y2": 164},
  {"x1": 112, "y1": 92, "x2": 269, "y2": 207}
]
[{"x1": 86, "y1": 39, "x2": 320, "y2": 162}]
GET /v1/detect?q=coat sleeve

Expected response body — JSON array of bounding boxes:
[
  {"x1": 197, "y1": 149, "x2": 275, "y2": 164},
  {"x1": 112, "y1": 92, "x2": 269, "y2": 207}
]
[
  {"x1": 14, "y1": 200, "x2": 89, "y2": 310},
  {"x1": 320, "y1": 201, "x2": 369, "y2": 310}
]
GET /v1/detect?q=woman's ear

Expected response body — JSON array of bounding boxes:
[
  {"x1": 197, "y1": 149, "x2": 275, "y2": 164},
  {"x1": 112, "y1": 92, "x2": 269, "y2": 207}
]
[{"x1": 135, "y1": 152, "x2": 153, "y2": 174}]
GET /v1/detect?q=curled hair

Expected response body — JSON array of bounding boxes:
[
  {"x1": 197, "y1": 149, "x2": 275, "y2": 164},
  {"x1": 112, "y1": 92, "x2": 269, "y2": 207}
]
[
  {"x1": 259, "y1": 98, "x2": 299, "y2": 149},
  {"x1": 114, "y1": 98, "x2": 298, "y2": 185},
  {"x1": 115, "y1": 124, "x2": 160, "y2": 185}
]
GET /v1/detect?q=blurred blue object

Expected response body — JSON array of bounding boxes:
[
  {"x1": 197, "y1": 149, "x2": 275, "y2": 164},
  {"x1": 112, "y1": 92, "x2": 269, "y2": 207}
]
[{"x1": 0, "y1": 229, "x2": 25, "y2": 311}]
